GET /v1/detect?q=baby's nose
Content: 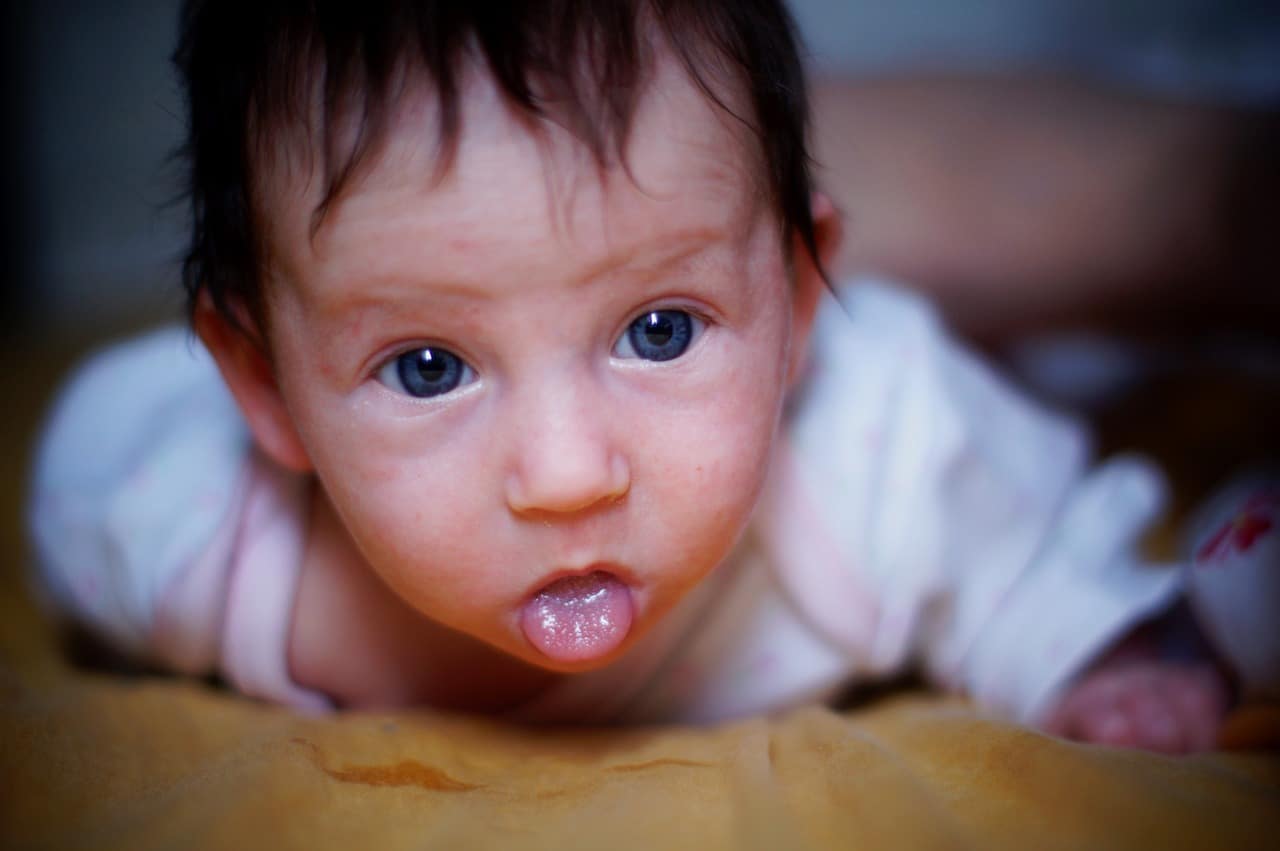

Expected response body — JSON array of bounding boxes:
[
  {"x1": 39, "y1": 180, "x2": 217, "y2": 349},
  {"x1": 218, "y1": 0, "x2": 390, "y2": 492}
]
[
  {"x1": 504, "y1": 386, "x2": 630, "y2": 517},
  {"x1": 506, "y1": 450, "x2": 630, "y2": 517}
]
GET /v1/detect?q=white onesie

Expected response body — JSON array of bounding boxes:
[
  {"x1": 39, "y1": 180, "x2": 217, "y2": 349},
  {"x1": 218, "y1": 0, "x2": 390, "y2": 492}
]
[{"x1": 27, "y1": 279, "x2": 1183, "y2": 723}]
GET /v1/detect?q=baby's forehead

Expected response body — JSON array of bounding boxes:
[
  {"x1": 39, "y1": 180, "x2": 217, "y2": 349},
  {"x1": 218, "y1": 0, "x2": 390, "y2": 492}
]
[{"x1": 252, "y1": 45, "x2": 767, "y2": 244}]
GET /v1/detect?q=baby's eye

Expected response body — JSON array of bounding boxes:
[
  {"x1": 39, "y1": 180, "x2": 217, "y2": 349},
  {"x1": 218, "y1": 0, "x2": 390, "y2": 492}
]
[
  {"x1": 614, "y1": 310, "x2": 703, "y2": 362},
  {"x1": 377, "y1": 346, "x2": 475, "y2": 398}
]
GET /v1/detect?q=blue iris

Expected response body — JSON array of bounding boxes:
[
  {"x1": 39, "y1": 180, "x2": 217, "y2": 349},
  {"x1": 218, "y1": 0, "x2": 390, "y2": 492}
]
[
  {"x1": 625, "y1": 310, "x2": 694, "y2": 362},
  {"x1": 393, "y1": 347, "x2": 466, "y2": 398}
]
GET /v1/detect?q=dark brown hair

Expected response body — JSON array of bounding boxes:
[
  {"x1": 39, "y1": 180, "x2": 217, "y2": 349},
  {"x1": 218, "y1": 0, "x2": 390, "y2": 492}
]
[{"x1": 173, "y1": 0, "x2": 822, "y2": 334}]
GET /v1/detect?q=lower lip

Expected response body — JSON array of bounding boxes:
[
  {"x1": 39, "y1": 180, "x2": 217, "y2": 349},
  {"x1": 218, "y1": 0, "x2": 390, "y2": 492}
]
[{"x1": 519, "y1": 571, "x2": 635, "y2": 665}]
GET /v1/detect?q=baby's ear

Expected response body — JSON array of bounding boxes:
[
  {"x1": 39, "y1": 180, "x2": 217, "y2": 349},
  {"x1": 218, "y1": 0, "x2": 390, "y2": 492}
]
[
  {"x1": 787, "y1": 191, "x2": 843, "y2": 387},
  {"x1": 194, "y1": 291, "x2": 313, "y2": 473}
]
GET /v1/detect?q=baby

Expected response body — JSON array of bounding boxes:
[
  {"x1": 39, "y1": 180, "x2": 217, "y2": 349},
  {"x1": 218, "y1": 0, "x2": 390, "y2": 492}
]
[{"x1": 30, "y1": 0, "x2": 1238, "y2": 752}]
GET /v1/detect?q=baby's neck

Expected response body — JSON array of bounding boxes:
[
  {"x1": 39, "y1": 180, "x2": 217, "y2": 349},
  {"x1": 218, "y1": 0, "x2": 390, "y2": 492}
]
[{"x1": 288, "y1": 486, "x2": 562, "y2": 712}]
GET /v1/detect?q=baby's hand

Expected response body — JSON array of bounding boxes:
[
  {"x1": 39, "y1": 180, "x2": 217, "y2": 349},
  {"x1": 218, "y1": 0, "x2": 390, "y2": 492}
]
[{"x1": 1043, "y1": 659, "x2": 1229, "y2": 754}]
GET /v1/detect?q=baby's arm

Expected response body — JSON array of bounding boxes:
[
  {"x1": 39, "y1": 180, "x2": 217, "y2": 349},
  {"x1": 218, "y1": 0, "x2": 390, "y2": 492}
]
[
  {"x1": 29, "y1": 327, "x2": 250, "y2": 670},
  {"x1": 1049, "y1": 479, "x2": 1280, "y2": 753},
  {"x1": 785, "y1": 284, "x2": 1196, "y2": 738},
  {"x1": 1042, "y1": 621, "x2": 1230, "y2": 753}
]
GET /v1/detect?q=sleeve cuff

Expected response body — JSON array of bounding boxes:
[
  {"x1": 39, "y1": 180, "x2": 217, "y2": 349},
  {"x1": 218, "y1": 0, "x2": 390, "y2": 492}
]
[{"x1": 963, "y1": 556, "x2": 1183, "y2": 724}]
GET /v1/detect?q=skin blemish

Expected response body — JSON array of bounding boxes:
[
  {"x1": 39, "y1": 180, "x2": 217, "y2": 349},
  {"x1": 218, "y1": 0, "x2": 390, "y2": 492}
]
[{"x1": 292, "y1": 737, "x2": 484, "y2": 791}]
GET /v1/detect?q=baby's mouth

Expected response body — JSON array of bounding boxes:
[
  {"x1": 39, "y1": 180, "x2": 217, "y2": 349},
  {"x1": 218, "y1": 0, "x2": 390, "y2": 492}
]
[{"x1": 520, "y1": 570, "x2": 634, "y2": 665}]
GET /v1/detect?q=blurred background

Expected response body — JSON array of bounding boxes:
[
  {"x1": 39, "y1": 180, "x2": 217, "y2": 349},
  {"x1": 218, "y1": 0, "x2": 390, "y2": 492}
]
[{"x1": 4, "y1": 0, "x2": 1279, "y2": 340}]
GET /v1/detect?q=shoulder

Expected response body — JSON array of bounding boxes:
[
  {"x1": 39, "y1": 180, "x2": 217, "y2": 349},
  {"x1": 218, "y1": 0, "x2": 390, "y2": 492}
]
[
  {"x1": 788, "y1": 277, "x2": 947, "y2": 431},
  {"x1": 34, "y1": 326, "x2": 235, "y2": 482},
  {"x1": 28, "y1": 326, "x2": 251, "y2": 652},
  {"x1": 818, "y1": 276, "x2": 944, "y2": 343}
]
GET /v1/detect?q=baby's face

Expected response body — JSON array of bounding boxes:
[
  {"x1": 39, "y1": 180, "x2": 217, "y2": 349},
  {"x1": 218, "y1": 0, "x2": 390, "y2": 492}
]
[{"x1": 254, "y1": 58, "x2": 815, "y2": 673}]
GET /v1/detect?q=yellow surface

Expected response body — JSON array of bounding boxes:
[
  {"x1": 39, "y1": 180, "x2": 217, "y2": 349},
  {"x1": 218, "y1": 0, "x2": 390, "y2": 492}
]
[{"x1": 3, "y1": 578, "x2": 1279, "y2": 850}]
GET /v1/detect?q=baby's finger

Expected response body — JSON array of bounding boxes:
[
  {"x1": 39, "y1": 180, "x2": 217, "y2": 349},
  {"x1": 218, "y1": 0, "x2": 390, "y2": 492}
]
[
  {"x1": 1164, "y1": 669, "x2": 1230, "y2": 753},
  {"x1": 1065, "y1": 687, "x2": 1140, "y2": 747},
  {"x1": 1043, "y1": 678, "x2": 1117, "y2": 740},
  {"x1": 1082, "y1": 707, "x2": 1138, "y2": 748},
  {"x1": 1120, "y1": 688, "x2": 1185, "y2": 754}
]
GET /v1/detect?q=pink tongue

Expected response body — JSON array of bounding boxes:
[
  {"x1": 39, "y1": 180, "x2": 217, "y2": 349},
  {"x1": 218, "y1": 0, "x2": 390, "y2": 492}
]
[{"x1": 521, "y1": 572, "x2": 633, "y2": 663}]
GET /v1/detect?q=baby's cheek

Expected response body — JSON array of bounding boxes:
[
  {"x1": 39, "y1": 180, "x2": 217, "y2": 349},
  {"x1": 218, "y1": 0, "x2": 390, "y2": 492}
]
[
  {"x1": 657, "y1": 392, "x2": 779, "y2": 532},
  {"x1": 321, "y1": 462, "x2": 492, "y2": 597}
]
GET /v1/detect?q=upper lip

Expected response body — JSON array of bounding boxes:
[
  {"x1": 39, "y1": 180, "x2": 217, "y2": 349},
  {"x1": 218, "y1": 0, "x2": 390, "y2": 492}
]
[{"x1": 522, "y1": 562, "x2": 634, "y2": 599}]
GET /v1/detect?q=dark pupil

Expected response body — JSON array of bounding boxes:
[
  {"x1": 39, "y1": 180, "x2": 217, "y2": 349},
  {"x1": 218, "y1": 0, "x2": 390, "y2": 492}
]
[
  {"x1": 643, "y1": 312, "x2": 674, "y2": 345},
  {"x1": 629, "y1": 310, "x2": 692, "y2": 361},
  {"x1": 397, "y1": 348, "x2": 461, "y2": 397}
]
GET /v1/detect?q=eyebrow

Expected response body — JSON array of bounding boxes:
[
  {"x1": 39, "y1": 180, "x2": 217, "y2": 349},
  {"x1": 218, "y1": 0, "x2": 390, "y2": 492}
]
[
  {"x1": 312, "y1": 225, "x2": 731, "y2": 316},
  {"x1": 571, "y1": 226, "x2": 728, "y2": 288}
]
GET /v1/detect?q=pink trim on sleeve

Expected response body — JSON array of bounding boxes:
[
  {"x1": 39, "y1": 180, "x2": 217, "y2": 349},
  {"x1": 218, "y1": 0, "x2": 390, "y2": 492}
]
[
  {"x1": 754, "y1": 436, "x2": 880, "y2": 658},
  {"x1": 219, "y1": 453, "x2": 333, "y2": 713}
]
